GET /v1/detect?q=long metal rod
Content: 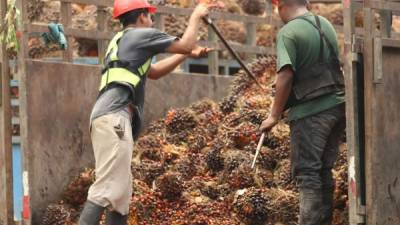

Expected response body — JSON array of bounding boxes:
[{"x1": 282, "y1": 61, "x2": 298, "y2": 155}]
[
  {"x1": 202, "y1": 16, "x2": 265, "y2": 90},
  {"x1": 251, "y1": 132, "x2": 266, "y2": 169},
  {"x1": 0, "y1": 0, "x2": 14, "y2": 223}
]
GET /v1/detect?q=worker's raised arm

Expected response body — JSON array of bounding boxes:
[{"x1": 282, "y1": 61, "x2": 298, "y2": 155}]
[
  {"x1": 148, "y1": 46, "x2": 213, "y2": 80},
  {"x1": 165, "y1": 4, "x2": 212, "y2": 54}
]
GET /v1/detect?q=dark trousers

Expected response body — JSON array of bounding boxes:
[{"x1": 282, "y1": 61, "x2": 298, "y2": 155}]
[
  {"x1": 290, "y1": 103, "x2": 345, "y2": 189},
  {"x1": 290, "y1": 104, "x2": 345, "y2": 225}
]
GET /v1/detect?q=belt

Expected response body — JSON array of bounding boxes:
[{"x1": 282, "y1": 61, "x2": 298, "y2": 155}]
[{"x1": 117, "y1": 104, "x2": 134, "y2": 122}]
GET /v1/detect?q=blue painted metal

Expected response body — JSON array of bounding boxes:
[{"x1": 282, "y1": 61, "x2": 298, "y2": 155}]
[
  {"x1": 41, "y1": 57, "x2": 100, "y2": 65},
  {"x1": 12, "y1": 144, "x2": 23, "y2": 221},
  {"x1": 10, "y1": 80, "x2": 18, "y2": 87},
  {"x1": 73, "y1": 57, "x2": 99, "y2": 65}
]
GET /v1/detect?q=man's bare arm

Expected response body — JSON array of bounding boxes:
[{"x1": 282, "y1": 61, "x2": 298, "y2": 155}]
[
  {"x1": 148, "y1": 46, "x2": 213, "y2": 80},
  {"x1": 147, "y1": 54, "x2": 187, "y2": 80},
  {"x1": 259, "y1": 65, "x2": 294, "y2": 132},
  {"x1": 165, "y1": 4, "x2": 210, "y2": 54}
]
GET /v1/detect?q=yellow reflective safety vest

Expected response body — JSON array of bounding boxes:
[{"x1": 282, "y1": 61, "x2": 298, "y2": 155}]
[
  {"x1": 99, "y1": 29, "x2": 152, "y2": 91},
  {"x1": 98, "y1": 28, "x2": 153, "y2": 139}
]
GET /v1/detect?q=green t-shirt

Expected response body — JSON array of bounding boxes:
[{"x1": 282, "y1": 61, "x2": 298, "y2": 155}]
[{"x1": 276, "y1": 12, "x2": 345, "y2": 121}]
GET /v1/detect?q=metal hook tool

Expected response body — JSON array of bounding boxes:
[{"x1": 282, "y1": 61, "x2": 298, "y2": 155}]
[
  {"x1": 202, "y1": 16, "x2": 265, "y2": 90},
  {"x1": 251, "y1": 132, "x2": 266, "y2": 169}
]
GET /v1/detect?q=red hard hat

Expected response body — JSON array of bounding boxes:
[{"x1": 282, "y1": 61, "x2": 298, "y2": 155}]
[
  {"x1": 113, "y1": 0, "x2": 157, "y2": 19},
  {"x1": 272, "y1": 0, "x2": 279, "y2": 6}
]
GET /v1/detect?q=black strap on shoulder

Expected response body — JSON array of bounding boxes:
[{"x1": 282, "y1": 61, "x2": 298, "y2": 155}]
[
  {"x1": 299, "y1": 15, "x2": 339, "y2": 61},
  {"x1": 101, "y1": 28, "x2": 136, "y2": 74},
  {"x1": 315, "y1": 15, "x2": 324, "y2": 62},
  {"x1": 101, "y1": 60, "x2": 142, "y2": 75}
]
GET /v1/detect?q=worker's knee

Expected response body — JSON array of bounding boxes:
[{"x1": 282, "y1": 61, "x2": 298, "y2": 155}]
[
  {"x1": 295, "y1": 167, "x2": 336, "y2": 190},
  {"x1": 295, "y1": 170, "x2": 322, "y2": 189}
]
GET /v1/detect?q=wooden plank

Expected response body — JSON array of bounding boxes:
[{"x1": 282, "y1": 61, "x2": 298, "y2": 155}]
[
  {"x1": 60, "y1": 2, "x2": 73, "y2": 62},
  {"x1": 97, "y1": 6, "x2": 108, "y2": 64},
  {"x1": 154, "y1": 14, "x2": 165, "y2": 32},
  {"x1": 0, "y1": 0, "x2": 14, "y2": 224},
  {"x1": 373, "y1": 38, "x2": 383, "y2": 83},
  {"x1": 56, "y1": 1, "x2": 281, "y2": 25},
  {"x1": 0, "y1": 61, "x2": 5, "y2": 225},
  {"x1": 265, "y1": 0, "x2": 273, "y2": 16},
  {"x1": 19, "y1": 0, "x2": 29, "y2": 59},
  {"x1": 364, "y1": 2, "x2": 400, "y2": 222},
  {"x1": 17, "y1": 0, "x2": 32, "y2": 224},
  {"x1": 25, "y1": 23, "x2": 113, "y2": 40},
  {"x1": 363, "y1": 3, "x2": 377, "y2": 224},
  {"x1": 53, "y1": 0, "x2": 361, "y2": 34},
  {"x1": 156, "y1": 6, "x2": 279, "y2": 25},
  {"x1": 370, "y1": 46, "x2": 400, "y2": 225},
  {"x1": 208, "y1": 26, "x2": 219, "y2": 75},
  {"x1": 59, "y1": 0, "x2": 112, "y2": 7},
  {"x1": 25, "y1": 18, "x2": 349, "y2": 42},
  {"x1": 342, "y1": 0, "x2": 366, "y2": 222},
  {"x1": 0, "y1": 62, "x2": 1, "y2": 107},
  {"x1": 26, "y1": 23, "x2": 275, "y2": 54},
  {"x1": 370, "y1": 1, "x2": 400, "y2": 12},
  {"x1": 246, "y1": 22, "x2": 257, "y2": 59},
  {"x1": 379, "y1": 10, "x2": 392, "y2": 38},
  {"x1": 381, "y1": 37, "x2": 400, "y2": 48},
  {"x1": 55, "y1": 0, "x2": 347, "y2": 6},
  {"x1": 154, "y1": 14, "x2": 166, "y2": 62}
]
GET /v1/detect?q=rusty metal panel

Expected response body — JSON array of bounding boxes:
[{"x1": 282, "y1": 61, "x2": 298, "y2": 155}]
[
  {"x1": 144, "y1": 72, "x2": 231, "y2": 127},
  {"x1": 24, "y1": 60, "x2": 100, "y2": 223},
  {"x1": 22, "y1": 60, "x2": 232, "y2": 223},
  {"x1": 366, "y1": 47, "x2": 400, "y2": 224}
]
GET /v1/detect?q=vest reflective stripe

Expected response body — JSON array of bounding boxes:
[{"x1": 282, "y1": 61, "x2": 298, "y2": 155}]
[
  {"x1": 138, "y1": 59, "x2": 151, "y2": 75},
  {"x1": 107, "y1": 31, "x2": 125, "y2": 62},
  {"x1": 99, "y1": 28, "x2": 152, "y2": 91},
  {"x1": 99, "y1": 68, "x2": 141, "y2": 90}
]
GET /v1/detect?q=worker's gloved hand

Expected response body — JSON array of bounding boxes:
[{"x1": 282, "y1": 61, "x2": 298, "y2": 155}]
[
  {"x1": 189, "y1": 46, "x2": 214, "y2": 58},
  {"x1": 42, "y1": 22, "x2": 68, "y2": 50}
]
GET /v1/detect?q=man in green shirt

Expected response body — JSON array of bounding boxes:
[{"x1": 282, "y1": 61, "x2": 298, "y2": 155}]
[{"x1": 259, "y1": 0, "x2": 345, "y2": 224}]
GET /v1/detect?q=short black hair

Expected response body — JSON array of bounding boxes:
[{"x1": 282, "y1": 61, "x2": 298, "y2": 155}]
[{"x1": 118, "y1": 8, "x2": 149, "y2": 28}]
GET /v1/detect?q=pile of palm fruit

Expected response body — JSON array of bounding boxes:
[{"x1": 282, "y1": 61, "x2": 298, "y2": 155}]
[{"x1": 40, "y1": 55, "x2": 349, "y2": 225}]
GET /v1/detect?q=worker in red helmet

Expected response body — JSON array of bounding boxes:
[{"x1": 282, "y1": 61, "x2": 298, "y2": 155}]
[
  {"x1": 260, "y1": 0, "x2": 345, "y2": 224},
  {"x1": 78, "y1": 1, "x2": 216, "y2": 224}
]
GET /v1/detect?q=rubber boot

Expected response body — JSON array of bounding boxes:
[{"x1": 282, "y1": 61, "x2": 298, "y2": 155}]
[
  {"x1": 105, "y1": 210, "x2": 128, "y2": 225},
  {"x1": 321, "y1": 188, "x2": 334, "y2": 225},
  {"x1": 299, "y1": 188, "x2": 323, "y2": 225},
  {"x1": 78, "y1": 201, "x2": 105, "y2": 225}
]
